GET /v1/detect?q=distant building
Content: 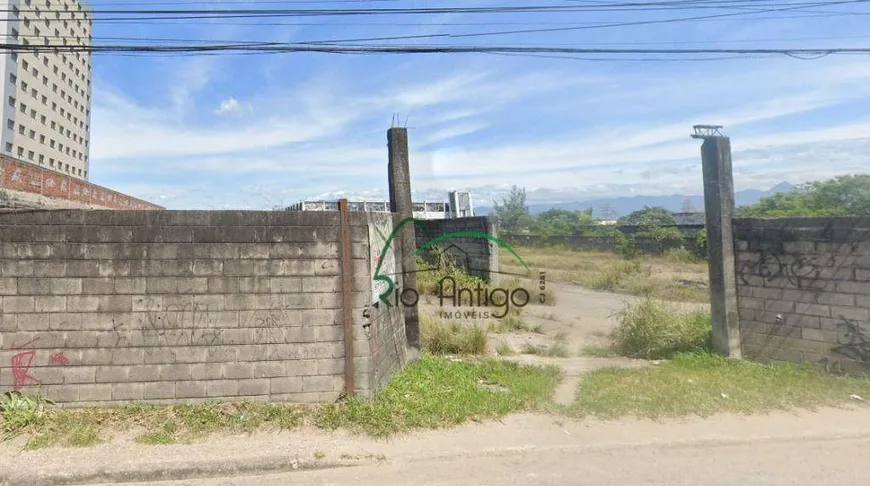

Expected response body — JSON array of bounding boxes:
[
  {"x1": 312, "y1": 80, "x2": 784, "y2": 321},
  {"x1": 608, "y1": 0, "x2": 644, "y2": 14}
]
[
  {"x1": 672, "y1": 212, "x2": 706, "y2": 226},
  {"x1": 287, "y1": 191, "x2": 474, "y2": 220},
  {"x1": 0, "y1": 0, "x2": 93, "y2": 180}
]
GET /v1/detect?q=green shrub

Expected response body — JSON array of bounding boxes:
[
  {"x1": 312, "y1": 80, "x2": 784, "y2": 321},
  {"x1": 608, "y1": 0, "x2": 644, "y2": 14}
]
[
  {"x1": 614, "y1": 230, "x2": 637, "y2": 260},
  {"x1": 611, "y1": 299, "x2": 712, "y2": 359},
  {"x1": 417, "y1": 246, "x2": 488, "y2": 300},
  {"x1": 694, "y1": 229, "x2": 708, "y2": 260},
  {"x1": 636, "y1": 225, "x2": 685, "y2": 254}
]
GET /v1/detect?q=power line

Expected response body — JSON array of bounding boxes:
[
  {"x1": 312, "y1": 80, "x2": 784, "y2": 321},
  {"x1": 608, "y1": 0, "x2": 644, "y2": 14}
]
[{"x1": 4, "y1": 43, "x2": 870, "y2": 55}]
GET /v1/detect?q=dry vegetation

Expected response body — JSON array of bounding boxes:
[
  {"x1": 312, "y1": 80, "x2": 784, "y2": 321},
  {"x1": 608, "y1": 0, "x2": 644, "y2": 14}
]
[{"x1": 499, "y1": 246, "x2": 710, "y2": 303}]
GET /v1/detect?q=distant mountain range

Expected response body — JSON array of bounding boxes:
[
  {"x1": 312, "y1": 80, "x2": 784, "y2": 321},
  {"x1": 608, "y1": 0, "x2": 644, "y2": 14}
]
[{"x1": 474, "y1": 182, "x2": 795, "y2": 218}]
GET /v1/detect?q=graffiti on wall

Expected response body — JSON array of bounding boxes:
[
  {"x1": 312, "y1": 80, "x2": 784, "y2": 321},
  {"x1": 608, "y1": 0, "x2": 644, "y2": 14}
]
[
  {"x1": 738, "y1": 251, "x2": 833, "y2": 288},
  {"x1": 832, "y1": 316, "x2": 870, "y2": 363},
  {"x1": 6, "y1": 337, "x2": 70, "y2": 391}
]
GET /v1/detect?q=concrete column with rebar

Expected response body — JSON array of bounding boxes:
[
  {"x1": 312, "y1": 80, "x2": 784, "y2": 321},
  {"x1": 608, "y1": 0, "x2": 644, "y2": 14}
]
[
  {"x1": 694, "y1": 126, "x2": 741, "y2": 358},
  {"x1": 387, "y1": 127, "x2": 420, "y2": 349}
]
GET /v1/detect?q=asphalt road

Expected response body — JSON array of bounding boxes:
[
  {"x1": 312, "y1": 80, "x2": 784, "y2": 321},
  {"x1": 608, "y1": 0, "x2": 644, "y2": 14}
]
[{"x1": 128, "y1": 434, "x2": 870, "y2": 486}]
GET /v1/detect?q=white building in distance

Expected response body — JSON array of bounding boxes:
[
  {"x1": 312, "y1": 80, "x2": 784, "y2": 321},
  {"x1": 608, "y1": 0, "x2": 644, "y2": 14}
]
[
  {"x1": 287, "y1": 191, "x2": 475, "y2": 220},
  {"x1": 0, "y1": 0, "x2": 93, "y2": 179}
]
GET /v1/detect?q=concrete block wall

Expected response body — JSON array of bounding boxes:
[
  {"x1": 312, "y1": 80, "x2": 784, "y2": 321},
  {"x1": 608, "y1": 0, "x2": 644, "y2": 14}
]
[
  {"x1": 0, "y1": 209, "x2": 395, "y2": 405},
  {"x1": 356, "y1": 214, "x2": 408, "y2": 395},
  {"x1": 0, "y1": 155, "x2": 163, "y2": 209},
  {"x1": 734, "y1": 217, "x2": 870, "y2": 373},
  {"x1": 415, "y1": 216, "x2": 499, "y2": 281}
]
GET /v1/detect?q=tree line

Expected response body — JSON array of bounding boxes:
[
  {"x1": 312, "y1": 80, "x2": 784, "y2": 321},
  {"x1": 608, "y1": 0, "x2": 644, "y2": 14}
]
[{"x1": 492, "y1": 174, "x2": 870, "y2": 258}]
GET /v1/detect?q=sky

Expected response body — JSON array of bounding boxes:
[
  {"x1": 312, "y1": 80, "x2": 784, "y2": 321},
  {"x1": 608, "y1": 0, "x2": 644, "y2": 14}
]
[{"x1": 83, "y1": 0, "x2": 870, "y2": 209}]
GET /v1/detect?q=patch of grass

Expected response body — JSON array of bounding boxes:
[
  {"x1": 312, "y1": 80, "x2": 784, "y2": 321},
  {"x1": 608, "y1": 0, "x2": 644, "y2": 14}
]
[
  {"x1": 580, "y1": 345, "x2": 621, "y2": 358},
  {"x1": 0, "y1": 392, "x2": 50, "y2": 437},
  {"x1": 611, "y1": 299, "x2": 712, "y2": 359},
  {"x1": 315, "y1": 354, "x2": 561, "y2": 438},
  {"x1": 578, "y1": 261, "x2": 642, "y2": 291},
  {"x1": 495, "y1": 341, "x2": 516, "y2": 356},
  {"x1": 488, "y1": 313, "x2": 537, "y2": 333},
  {"x1": 622, "y1": 277, "x2": 709, "y2": 304},
  {"x1": 522, "y1": 333, "x2": 571, "y2": 358},
  {"x1": 314, "y1": 450, "x2": 326, "y2": 460},
  {"x1": 570, "y1": 351, "x2": 870, "y2": 419},
  {"x1": 421, "y1": 313, "x2": 488, "y2": 355},
  {"x1": 663, "y1": 247, "x2": 702, "y2": 264}
]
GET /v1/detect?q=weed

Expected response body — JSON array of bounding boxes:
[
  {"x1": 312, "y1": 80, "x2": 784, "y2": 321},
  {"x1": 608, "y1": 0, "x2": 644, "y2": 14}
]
[
  {"x1": 0, "y1": 392, "x2": 50, "y2": 436},
  {"x1": 495, "y1": 341, "x2": 516, "y2": 356},
  {"x1": 421, "y1": 313, "x2": 488, "y2": 355},
  {"x1": 314, "y1": 450, "x2": 326, "y2": 460},
  {"x1": 579, "y1": 261, "x2": 642, "y2": 291},
  {"x1": 611, "y1": 299, "x2": 712, "y2": 359}
]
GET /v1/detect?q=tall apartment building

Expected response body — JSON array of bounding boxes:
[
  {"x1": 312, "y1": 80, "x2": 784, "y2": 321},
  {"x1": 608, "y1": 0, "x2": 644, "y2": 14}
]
[{"x1": 0, "y1": 0, "x2": 92, "y2": 180}]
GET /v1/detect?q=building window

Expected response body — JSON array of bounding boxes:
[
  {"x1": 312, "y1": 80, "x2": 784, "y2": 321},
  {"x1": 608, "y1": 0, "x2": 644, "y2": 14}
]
[
  {"x1": 30, "y1": 88, "x2": 36, "y2": 98},
  {"x1": 38, "y1": 154, "x2": 44, "y2": 164},
  {"x1": 22, "y1": 60, "x2": 28, "y2": 71},
  {"x1": 40, "y1": 114, "x2": 45, "y2": 124},
  {"x1": 6, "y1": 119, "x2": 12, "y2": 130},
  {"x1": 50, "y1": 139, "x2": 55, "y2": 148},
  {"x1": 19, "y1": 103, "x2": 25, "y2": 114},
  {"x1": 20, "y1": 82, "x2": 27, "y2": 92},
  {"x1": 29, "y1": 109, "x2": 35, "y2": 119},
  {"x1": 28, "y1": 129, "x2": 35, "y2": 139},
  {"x1": 39, "y1": 134, "x2": 45, "y2": 143},
  {"x1": 51, "y1": 102, "x2": 56, "y2": 112},
  {"x1": 7, "y1": 97, "x2": 14, "y2": 108},
  {"x1": 52, "y1": 83, "x2": 57, "y2": 93},
  {"x1": 9, "y1": 74, "x2": 15, "y2": 84},
  {"x1": 27, "y1": 150, "x2": 33, "y2": 160},
  {"x1": 49, "y1": 158, "x2": 54, "y2": 167},
  {"x1": 18, "y1": 125, "x2": 24, "y2": 135},
  {"x1": 12, "y1": 29, "x2": 18, "y2": 40},
  {"x1": 17, "y1": 147, "x2": 23, "y2": 157},
  {"x1": 10, "y1": 53, "x2": 16, "y2": 62},
  {"x1": 50, "y1": 121, "x2": 56, "y2": 129},
  {"x1": 41, "y1": 95, "x2": 46, "y2": 105},
  {"x1": 53, "y1": 65, "x2": 58, "y2": 75},
  {"x1": 42, "y1": 75, "x2": 47, "y2": 85},
  {"x1": 4, "y1": 142, "x2": 11, "y2": 152},
  {"x1": 12, "y1": 6, "x2": 18, "y2": 17}
]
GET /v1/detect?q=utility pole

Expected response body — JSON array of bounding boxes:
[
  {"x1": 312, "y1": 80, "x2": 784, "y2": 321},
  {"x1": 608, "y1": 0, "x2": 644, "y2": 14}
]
[{"x1": 691, "y1": 125, "x2": 741, "y2": 359}]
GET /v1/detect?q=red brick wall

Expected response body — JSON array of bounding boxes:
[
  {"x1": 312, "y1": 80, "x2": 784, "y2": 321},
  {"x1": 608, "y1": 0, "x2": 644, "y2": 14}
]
[{"x1": 0, "y1": 155, "x2": 162, "y2": 210}]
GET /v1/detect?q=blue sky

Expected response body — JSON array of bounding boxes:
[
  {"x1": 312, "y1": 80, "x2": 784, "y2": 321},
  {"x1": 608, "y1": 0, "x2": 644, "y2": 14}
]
[{"x1": 85, "y1": 0, "x2": 870, "y2": 209}]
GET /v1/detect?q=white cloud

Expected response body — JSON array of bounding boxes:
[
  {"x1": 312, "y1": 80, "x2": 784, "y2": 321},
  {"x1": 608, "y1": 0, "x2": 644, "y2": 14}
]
[{"x1": 214, "y1": 97, "x2": 251, "y2": 115}]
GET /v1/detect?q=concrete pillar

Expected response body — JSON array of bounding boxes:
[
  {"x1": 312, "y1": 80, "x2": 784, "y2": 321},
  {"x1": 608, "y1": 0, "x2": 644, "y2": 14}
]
[
  {"x1": 701, "y1": 136, "x2": 742, "y2": 359},
  {"x1": 387, "y1": 127, "x2": 420, "y2": 349}
]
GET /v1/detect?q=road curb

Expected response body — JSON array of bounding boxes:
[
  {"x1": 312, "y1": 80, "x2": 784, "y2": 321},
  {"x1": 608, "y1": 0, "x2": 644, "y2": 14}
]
[{"x1": 0, "y1": 455, "x2": 359, "y2": 486}]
